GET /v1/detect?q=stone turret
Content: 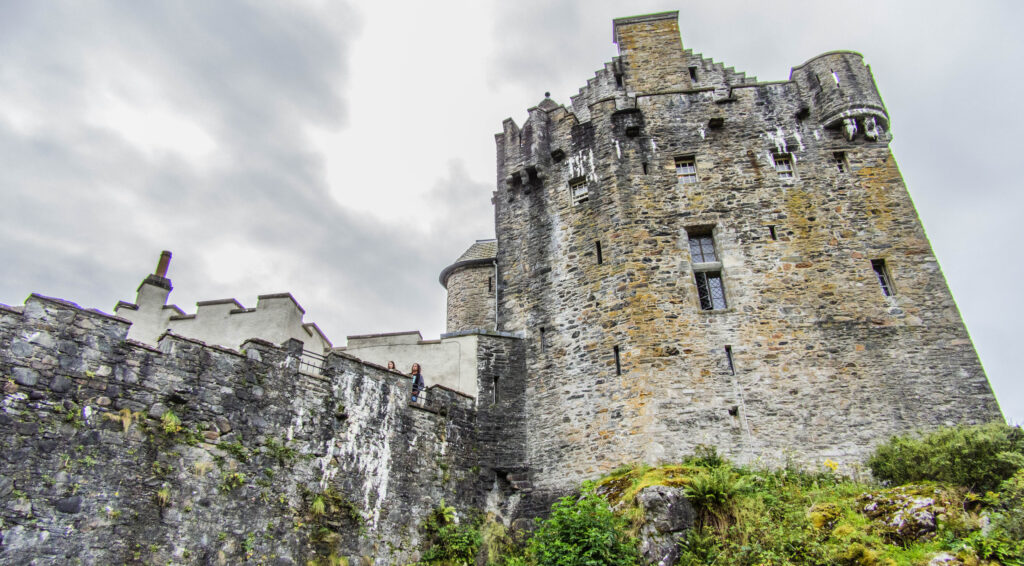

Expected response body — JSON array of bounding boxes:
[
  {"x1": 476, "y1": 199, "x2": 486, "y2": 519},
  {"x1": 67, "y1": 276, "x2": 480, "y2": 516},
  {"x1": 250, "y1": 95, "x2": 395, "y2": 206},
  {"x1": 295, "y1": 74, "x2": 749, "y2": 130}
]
[{"x1": 440, "y1": 239, "x2": 497, "y2": 334}]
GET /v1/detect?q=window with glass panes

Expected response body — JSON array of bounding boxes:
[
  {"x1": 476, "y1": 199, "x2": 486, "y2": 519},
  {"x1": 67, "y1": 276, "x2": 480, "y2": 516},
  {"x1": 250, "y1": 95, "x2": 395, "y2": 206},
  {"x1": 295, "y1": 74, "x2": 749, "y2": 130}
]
[
  {"x1": 773, "y1": 154, "x2": 795, "y2": 179},
  {"x1": 675, "y1": 157, "x2": 697, "y2": 184},
  {"x1": 688, "y1": 231, "x2": 727, "y2": 310},
  {"x1": 688, "y1": 234, "x2": 717, "y2": 263}
]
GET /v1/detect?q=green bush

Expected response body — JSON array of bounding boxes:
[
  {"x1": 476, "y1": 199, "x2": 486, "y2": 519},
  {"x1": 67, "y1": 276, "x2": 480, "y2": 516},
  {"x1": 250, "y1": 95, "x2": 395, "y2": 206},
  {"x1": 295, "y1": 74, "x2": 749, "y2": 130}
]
[
  {"x1": 683, "y1": 465, "x2": 750, "y2": 533},
  {"x1": 867, "y1": 423, "x2": 1024, "y2": 492},
  {"x1": 520, "y1": 482, "x2": 638, "y2": 566},
  {"x1": 419, "y1": 501, "x2": 481, "y2": 565}
]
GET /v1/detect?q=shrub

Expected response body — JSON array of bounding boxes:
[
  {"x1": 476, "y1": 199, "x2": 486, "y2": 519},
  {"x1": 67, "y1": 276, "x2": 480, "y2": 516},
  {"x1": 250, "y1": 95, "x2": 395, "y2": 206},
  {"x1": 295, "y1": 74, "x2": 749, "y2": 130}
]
[
  {"x1": 521, "y1": 482, "x2": 638, "y2": 566},
  {"x1": 867, "y1": 423, "x2": 1024, "y2": 492},
  {"x1": 419, "y1": 501, "x2": 480, "y2": 565},
  {"x1": 684, "y1": 465, "x2": 750, "y2": 533}
]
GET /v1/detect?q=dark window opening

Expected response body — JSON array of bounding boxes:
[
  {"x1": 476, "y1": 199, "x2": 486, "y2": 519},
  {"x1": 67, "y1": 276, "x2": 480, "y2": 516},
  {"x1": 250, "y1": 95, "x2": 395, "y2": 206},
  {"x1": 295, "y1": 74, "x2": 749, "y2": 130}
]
[
  {"x1": 688, "y1": 233, "x2": 718, "y2": 263},
  {"x1": 768, "y1": 225, "x2": 777, "y2": 241},
  {"x1": 696, "y1": 272, "x2": 727, "y2": 310},
  {"x1": 688, "y1": 66, "x2": 698, "y2": 81},
  {"x1": 625, "y1": 126, "x2": 640, "y2": 137},
  {"x1": 642, "y1": 162, "x2": 648, "y2": 175},
  {"x1": 728, "y1": 405, "x2": 739, "y2": 417},
  {"x1": 551, "y1": 148, "x2": 565, "y2": 162},
  {"x1": 613, "y1": 346, "x2": 621, "y2": 376},
  {"x1": 871, "y1": 259, "x2": 895, "y2": 297},
  {"x1": 493, "y1": 376, "x2": 499, "y2": 404},
  {"x1": 833, "y1": 151, "x2": 848, "y2": 173},
  {"x1": 595, "y1": 241, "x2": 603, "y2": 265},
  {"x1": 615, "y1": 74, "x2": 623, "y2": 87},
  {"x1": 488, "y1": 276, "x2": 494, "y2": 292},
  {"x1": 725, "y1": 346, "x2": 735, "y2": 375}
]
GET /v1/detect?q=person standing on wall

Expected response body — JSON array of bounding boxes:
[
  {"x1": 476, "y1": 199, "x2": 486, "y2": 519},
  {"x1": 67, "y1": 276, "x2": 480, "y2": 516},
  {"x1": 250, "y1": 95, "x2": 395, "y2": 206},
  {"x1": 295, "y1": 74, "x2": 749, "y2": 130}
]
[{"x1": 410, "y1": 363, "x2": 425, "y2": 402}]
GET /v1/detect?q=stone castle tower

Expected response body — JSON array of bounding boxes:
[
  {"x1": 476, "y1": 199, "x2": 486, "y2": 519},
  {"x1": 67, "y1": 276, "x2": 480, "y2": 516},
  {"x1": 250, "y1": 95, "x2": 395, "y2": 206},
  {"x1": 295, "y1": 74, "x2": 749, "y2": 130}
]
[{"x1": 447, "y1": 12, "x2": 1002, "y2": 491}]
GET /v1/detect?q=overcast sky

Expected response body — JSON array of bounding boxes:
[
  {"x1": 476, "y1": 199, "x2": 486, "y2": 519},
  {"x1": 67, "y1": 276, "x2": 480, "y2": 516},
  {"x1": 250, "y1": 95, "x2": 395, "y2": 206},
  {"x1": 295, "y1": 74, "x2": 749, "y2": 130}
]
[{"x1": 1, "y1": 1, "x2": 1020, "y2": 423}]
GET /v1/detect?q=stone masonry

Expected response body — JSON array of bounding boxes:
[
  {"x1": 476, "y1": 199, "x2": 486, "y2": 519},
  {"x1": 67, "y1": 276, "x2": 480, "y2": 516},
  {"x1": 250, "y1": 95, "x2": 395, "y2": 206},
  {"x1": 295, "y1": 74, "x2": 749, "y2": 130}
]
[
  {"x1": 0, "y1": 11, "x2": 1007, "y2": 564},
  {"x1": 0, "y1": 295, "x2": 527, "y2": 564},
  {"x1": 490, "y1": 12, "x2": 1002, "y2": 491}
]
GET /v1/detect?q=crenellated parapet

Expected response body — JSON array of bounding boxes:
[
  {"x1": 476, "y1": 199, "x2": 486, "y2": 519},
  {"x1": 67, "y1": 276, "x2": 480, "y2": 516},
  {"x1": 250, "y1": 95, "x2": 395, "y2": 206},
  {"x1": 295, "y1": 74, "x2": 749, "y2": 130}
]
[
  {"x1": 0, "y1": 291, "x2": 511, "y2": 564},
  {"x1": 489, "y1": 11, "x2": 999, "y2": 494},
  {"x1": 114, "y1": 252, "x2": 331, "y2": 353}
]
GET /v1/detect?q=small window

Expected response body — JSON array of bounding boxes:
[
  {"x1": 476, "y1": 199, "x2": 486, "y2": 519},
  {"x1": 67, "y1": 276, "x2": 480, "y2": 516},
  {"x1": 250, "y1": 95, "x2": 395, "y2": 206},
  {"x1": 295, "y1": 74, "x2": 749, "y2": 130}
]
[
  {"x1": 833, "y1": 151, "x2": 848, "y2": 173},
  {"x1": 724, "y1": 346, "x2": 735, "y2": 375},
  {"x1": 613, "y1": 345, "x2": 621, "y2": 376},
  {"x1": 595, "y1": 241, "x2": 603, "y2": 265},
  {"x1": 768, "y1": 225, "x2": 777, "y2": 241},
  {"x1": 871, "y1": 259, "x2": 895, "y2": 297},
  {"x1": 773, "y1": 153, "x2": 795, "y2": 179},
  {"x1": 488, "y1": 276, "x2": 494, "y2": 292},
  {"x1": 615, "y1": 74, "x2": 623, "y2": 87},
  {"x1": 493, "y1": 376, "x2": 500, "y2": 404},
  {"x1": 688, "y1": 229, "x2": 727, "y2": 311},
  {"x1": 688, "y1": 66, "x2": 698, "y2": 81},
  {"x1": 676, "y1": 156, "x2": 698, "y2": 184},
  {"x1": 695, "y1": 271, "x2": 727, "y2": 310},
  {"x1": 569, "y1": 178, "x2": 589, "y2": 205},
  {"x1": 642, "y1": 162, "x2": 649, "y2": 175},
  {"x1": 688, "y1": 234, "x2": 718, "y2": 263}
]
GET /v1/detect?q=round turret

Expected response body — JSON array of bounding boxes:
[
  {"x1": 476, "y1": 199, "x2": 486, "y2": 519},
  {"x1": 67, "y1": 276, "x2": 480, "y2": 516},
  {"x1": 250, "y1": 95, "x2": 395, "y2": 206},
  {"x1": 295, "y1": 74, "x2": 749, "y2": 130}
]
[
  {"x1": 791, "y1": 51, "x2": 889, "y2": 139},
  {"x1": 440, "y1": 240, "x2": 497, "y2": 334}
]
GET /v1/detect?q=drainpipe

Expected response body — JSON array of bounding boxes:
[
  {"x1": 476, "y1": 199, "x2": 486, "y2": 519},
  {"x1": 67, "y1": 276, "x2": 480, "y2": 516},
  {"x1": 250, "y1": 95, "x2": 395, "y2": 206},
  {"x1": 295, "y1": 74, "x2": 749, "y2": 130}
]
[{"x1": 493, "y1": 259, "x2": 499, "y2": 331}]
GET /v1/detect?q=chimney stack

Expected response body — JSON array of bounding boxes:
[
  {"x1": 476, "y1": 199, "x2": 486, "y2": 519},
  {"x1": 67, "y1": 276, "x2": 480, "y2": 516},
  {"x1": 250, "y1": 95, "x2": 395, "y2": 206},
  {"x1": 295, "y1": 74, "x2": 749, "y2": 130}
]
[{"x1": 155, "y1": 251, "x2": 172, "y2": 278}]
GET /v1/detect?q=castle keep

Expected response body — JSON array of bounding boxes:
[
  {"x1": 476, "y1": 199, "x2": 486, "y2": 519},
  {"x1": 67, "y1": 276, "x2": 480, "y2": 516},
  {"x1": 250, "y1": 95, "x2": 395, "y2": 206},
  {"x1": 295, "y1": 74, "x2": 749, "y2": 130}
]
[{"x1": 0, "y1": 12, "x2": 1002, "y2": 564}]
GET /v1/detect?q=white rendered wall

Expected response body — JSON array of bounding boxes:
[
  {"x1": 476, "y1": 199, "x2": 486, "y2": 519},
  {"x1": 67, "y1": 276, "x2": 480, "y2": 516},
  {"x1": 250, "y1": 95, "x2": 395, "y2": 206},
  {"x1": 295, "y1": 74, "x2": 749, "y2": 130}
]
[
  {"x1": 116, "y1": 283, "x2": 330, "y2": 353},
  {"x1": 341, "y1": 333, "x2": 479, "y2": 398}
]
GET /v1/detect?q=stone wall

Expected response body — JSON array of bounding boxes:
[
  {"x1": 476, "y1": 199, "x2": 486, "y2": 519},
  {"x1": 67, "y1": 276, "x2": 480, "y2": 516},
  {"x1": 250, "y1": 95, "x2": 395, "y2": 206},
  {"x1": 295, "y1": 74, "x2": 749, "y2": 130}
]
[
  {"x1": 0, "y1": 295, "x2": 487, "y2": 565},
  {"x1": 493, "y1": 12, "x2": 1002, "y2": 491},
  {"x1": 444, "y1": 264, "x2": 497, "y2": 334}
]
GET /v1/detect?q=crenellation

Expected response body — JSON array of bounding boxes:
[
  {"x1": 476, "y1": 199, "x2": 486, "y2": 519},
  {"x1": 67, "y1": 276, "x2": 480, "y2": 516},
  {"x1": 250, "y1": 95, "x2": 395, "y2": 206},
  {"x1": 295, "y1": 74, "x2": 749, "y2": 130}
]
[{"x1": 0, "y1": 12, "x2": 1007, "y2": 564}]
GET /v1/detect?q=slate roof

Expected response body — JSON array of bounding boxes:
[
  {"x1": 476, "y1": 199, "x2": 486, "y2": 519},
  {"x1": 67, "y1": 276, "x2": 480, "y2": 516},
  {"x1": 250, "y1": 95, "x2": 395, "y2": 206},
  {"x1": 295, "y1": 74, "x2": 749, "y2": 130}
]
[
  {"x1": 455, "y1": 239, "x2": 497, "y2": 263},
  {"x1": 440, "y1": 239, "x2": 497, "y2": 287}
]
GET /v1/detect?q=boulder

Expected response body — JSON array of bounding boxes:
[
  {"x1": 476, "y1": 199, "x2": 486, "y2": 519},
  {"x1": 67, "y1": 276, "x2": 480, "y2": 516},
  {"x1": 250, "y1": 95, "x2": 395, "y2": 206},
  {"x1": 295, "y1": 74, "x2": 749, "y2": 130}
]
[{"x1": 636, "y1": 485, "x2": 696, "y2": 565}]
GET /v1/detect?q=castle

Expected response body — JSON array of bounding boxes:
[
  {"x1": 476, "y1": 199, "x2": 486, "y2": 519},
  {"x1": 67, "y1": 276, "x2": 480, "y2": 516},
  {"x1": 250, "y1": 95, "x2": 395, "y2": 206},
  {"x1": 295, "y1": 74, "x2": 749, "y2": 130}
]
[{"x1": 0, "y1": 12, "x2": 1003, "y2": 564}]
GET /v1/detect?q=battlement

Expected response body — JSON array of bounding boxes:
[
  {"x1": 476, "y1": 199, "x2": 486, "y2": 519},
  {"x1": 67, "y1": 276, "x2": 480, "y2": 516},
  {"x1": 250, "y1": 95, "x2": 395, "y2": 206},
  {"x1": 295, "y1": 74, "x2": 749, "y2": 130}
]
[
  {"x1": 114, "y1": 253, "x2": 331, "y2": 353},
  {"x1": 0, "y1": 290, "x2": 510, "y2": 563}
]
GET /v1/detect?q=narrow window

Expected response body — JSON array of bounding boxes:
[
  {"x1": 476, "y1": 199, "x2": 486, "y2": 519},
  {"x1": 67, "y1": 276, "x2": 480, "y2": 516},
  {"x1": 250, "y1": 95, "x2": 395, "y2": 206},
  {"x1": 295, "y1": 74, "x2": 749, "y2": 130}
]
[
  {"x1": 688, "y1": 229, "x2": 727, "y2": 311},
  {"x1": 833, "y1": 151, "x2": 848, "y2": 173},
  {"x1": 773, "y1": 153, "x2": 795, "y2": 179},
  {"x1": 768, "y1": 225, "x2": 777, "y2": 241},
  {"x1": 642, "y1": 162, "x2": 649, "y2": 175},
  {"x1": 725, "y1": 346, "x2": 735, "y2": 375},
  {"x1": 695, "y1": 272, "x2": 727, "y2": 310},
  {"x1": 487, "y1": 276, "x2": 494, "y2": 292},
  {"x1": 871, "y1": 259, "x2": 895, "y2": 297},
  {"x1": 569, "y1": 177, "x2": 589, "y2": 205},
  {"x1": 595, "y1": 241, "x2": 603, "y2": 264},
  {"x1": 493, "y1": 376, "x2": 500, "y2": 404},
  {"x1": 615, "y1": 74, "x2": 623, "y2": 87},
  {"x1": 688, "y1": 234, "x2": 718, "y2": 263},
  {"x1": 675, "y1": 156, "x2": 698, "y2": 184},
  {"x1": 688, "y1": 66, "x2": 698, "y2": 81},
  {"x1": 539, "y1": 327, "x2": 546, "y2": 349},
  {"x1": 613, "y1": 346, "x2": 621, "y2": 376}
]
